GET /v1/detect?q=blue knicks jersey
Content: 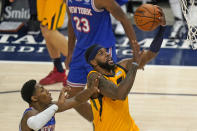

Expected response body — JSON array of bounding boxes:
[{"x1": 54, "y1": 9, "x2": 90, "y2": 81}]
[
  {"x1": 67, "y1": 0, "x2": 116, "y2": 49},
  {"x1": 116, "y1": 0, "x2": 128, "y2": 5},
  {"x1": 19, "y1": 107, "x2": 56, "y2": 131}
]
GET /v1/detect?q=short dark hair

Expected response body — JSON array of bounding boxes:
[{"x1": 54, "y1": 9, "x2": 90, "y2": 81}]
[{"x1": 21, "y1": 79, "x2": 36, "y2": 104}]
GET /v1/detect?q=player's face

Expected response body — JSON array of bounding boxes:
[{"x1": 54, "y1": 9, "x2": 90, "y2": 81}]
[
  {"x1": 34, "y1": 84, "x2": 52, "y2": 106},
  {"x1": 95, "y1": 48, "x2": 115, "y2": 71}
]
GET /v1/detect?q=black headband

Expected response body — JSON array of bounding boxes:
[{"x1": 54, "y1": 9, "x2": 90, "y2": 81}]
[{"x1": 87, "y1": 44, "x2": 103, "y2": 64}]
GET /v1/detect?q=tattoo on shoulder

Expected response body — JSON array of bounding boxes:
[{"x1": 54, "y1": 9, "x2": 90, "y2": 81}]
[{"x1": 88, "y1": 72, "x2": 100, "y2": 81}]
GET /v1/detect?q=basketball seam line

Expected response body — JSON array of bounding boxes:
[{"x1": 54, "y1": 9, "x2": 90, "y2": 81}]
[
  {"x1": 142, "y1": 6, "x2": 154, "y2": 15},
  {"x1": 136, "y1": 21, "x2": 157, "y2": 26},
  {"x1": 134, "y1": 15, "x2": 156, "y2": 19}
]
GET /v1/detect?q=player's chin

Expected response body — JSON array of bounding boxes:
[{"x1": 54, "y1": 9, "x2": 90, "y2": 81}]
[{"x1": 108, "y1": 60, "x2": 114, "y2": 65}]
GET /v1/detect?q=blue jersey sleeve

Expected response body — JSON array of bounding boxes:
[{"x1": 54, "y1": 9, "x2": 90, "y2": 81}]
[{"x1": 115, "y1": 0, "x2": 128, "y2": 6}]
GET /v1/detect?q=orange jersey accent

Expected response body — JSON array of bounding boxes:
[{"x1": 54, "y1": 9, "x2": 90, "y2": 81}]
[
  {"x1": 88, "y1": 65, "x2": 139, "y2": 131},
  {"x1": 37, "y1": 0, "x2": 66, "y2": 30}
]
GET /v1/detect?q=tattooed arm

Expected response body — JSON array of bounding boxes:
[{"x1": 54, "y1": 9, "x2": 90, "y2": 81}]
[
  {"x1": 87, "y1": 63, "x2": 138, "y2": 100},
  {"x1": 118, "y1": 50, "x2": 157, "y2": 71},
  {"x1": 56, "y1": 78, "x2": 99, "y2": 112}
]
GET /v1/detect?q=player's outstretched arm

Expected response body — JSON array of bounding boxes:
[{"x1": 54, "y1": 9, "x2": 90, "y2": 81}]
[
  {"x1": 138, "y1": 6, "x2": 166, "y2": 69},
  {"x1": 118, "y1": 6, "x2": 166, "y2": 70},
  {"x1": 57, "y1": 79, "x2": 99, "y2": 112},
  {"x1": 87, "y1": 62, "x2": 138, "y2": 100},
  {"x1": 24, "y1": 105, "x2": 58, "y2": 131}
]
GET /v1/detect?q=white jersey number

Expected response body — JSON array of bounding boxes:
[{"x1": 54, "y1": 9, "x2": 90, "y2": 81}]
[{"x1": 73, "y1": 16, "x2": 90, "y2": 33}]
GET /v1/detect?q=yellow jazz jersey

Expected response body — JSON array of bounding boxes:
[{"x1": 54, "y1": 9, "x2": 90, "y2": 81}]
[
  {"x1": 37, "y1": 0, "x2": 66, "y2": 30},
  {"x1": 88, "y1": 65, "x2": 139, "y2": 131}
]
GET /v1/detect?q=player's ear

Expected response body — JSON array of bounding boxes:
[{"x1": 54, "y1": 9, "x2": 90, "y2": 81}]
[
  {"x1": 31, "y1": 96, "x2": 38, "y2": 102},
  {"x1": 90, "y1": 59, "x2": 97, "y2": 67}
]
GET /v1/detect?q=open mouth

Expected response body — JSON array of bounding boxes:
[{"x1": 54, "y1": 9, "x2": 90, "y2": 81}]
[{"x1": 107, "y1": 58, "x2": 114, "y2": 64}]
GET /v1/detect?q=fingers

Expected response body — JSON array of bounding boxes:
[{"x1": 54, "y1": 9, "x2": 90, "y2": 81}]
[
  {"x1": 93, "y1": 78, "x2": 100, "y2": 93},
  {"x1": 65, "y1": 94, "x2": 70, "y2": 99},
  {"x1": 66, "y1": 62, "x2": 70, "y2": 69},
  {"x1": 59, "y1": 86, "x2": 71, "y2": 99},
  {"x1": 154, "y1": 5, "x2": 162, "y2": 11},
  {"x1": 94, "y1": 78, "x2": 99, "y2": 86},
  {"x1": 139, "y1": 50, "x2": 144, "y2": 56},
  {"x1": 153, "y1": 6, "x2": 166, "y2": 26},
  {"x1": 58, "y1": 89, "x2": 65, "y2": 101},
  {"x1": 154, "y1": 5, "x2": 163, "y2": 13},
  {"x1": 154, "y1": 5, "x2": 164, "y2": 17},
  {"x1": 63, "y1": 86, "x2": 71, "y2": 92}
]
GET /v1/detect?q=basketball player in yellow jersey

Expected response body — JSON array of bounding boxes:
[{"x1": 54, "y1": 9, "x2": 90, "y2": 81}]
[
  {"x1": 84, "y1": 7, "x2": 166, "y2": 131},
  {"x1": 85, "y1": 44, "x2": 140, "y2": 131},
  {"x1": 37, "y1": 0, "x2": 68, "y2": 85}
]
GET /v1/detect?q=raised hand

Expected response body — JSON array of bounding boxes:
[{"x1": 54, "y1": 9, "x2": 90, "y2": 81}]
[
  {"x1": 154, "y1": 5, "x2": 166, "y2": 26},
  {"x1": 89, "y1": 76, "x2": 100, "y2": 94},
  {"x1": 57, "y1": 86, "x2": 71, "y2": 109}
]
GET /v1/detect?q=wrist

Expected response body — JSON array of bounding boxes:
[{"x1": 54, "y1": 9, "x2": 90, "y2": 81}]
[
  {"x1": 132, "y1": 62, "x2": 139, "y2": 67},
  {"x1": 51, "y1": 104, "x2": 58, "y2": 112}
]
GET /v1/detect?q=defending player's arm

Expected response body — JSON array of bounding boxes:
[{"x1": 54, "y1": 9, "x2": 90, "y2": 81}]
[
  {"x1": 66, "y1": 7, "x2": 76, "y2": 69},
  {"x1": 56, "y1": 79, "x2": 99, "y2": 112},
  {"x1": 24, "y1": 104, "x2": 58, "y2": 131},
  {"x1": 87, "y1": 62, "x2": 138, "y2": 100},
  {"x1": 94, "y1": 0, "x2": 140, "y2": 60},
  {"x1": 119, "y1": 7, "x2": 166, "y2": 70},
  {"x1": 24, "y1": 81, "x2": 99, "y2": 130}
]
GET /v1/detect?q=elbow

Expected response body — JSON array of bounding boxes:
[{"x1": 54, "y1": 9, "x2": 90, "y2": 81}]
[
  {"x1": 27, "y1": 117, "x2": 41, "y2": 131},
  {"x1": 115, "y1": 93, "x2": 127, "y2": 101},
  {"x1": 115, "y1": 87, "x2": 129, "y2": 100},
  {"x1": 111, "y1": 89, "x2": 128, "y2": 100},
  {"x1": 119, "y1": 95, "x2": 127, "y2": 100},
  {"x1": 87, "y1": 116, "x2": 93, "y2": 122}
]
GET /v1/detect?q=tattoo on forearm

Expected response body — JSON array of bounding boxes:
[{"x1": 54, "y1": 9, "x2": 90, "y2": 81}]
[
  {"x1": 98, "y1": 76, "x2": 117, "y2": 90},
  {"x1": 120, "y1": 64, "x2": 138, "y2": 96},
  {"x1": 75, "y1": 88, "x2": 93, "y2": 103}
]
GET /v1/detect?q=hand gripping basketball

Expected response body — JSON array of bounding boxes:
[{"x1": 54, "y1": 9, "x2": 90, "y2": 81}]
[{"x1": 134, "y1": 4, "x2": 163, "y2": 31}]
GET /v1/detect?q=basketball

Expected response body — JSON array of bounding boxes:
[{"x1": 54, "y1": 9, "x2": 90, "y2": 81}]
[{"x1": 134, "y1": 4, "x2": 161, "y2": 31}]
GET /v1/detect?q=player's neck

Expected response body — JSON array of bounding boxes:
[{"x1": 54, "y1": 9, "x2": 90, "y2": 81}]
[
  {"x1": 95, "y1": 66, "x2": 113, "y2": 76},
  {"x1": 31, "y1": 103, "x2": 49, "y2": 112}
]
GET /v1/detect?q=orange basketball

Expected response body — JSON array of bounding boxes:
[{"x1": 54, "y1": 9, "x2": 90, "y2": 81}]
[{"x1": 134, "y1": 4, "x2": 161, "y2": 31}]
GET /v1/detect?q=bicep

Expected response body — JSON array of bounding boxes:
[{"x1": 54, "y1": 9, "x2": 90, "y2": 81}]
[{"x1": 118, "y1": 58, "x2": 134, "y2": 71}]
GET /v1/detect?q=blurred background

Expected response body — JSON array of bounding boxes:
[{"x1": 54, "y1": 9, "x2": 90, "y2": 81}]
[
  {"x1": 0, "y1": 0, "x2": 197, "y2": 131},
  {"x1": 0, "y1": 0, "x2": 196, "y2": 66}
]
